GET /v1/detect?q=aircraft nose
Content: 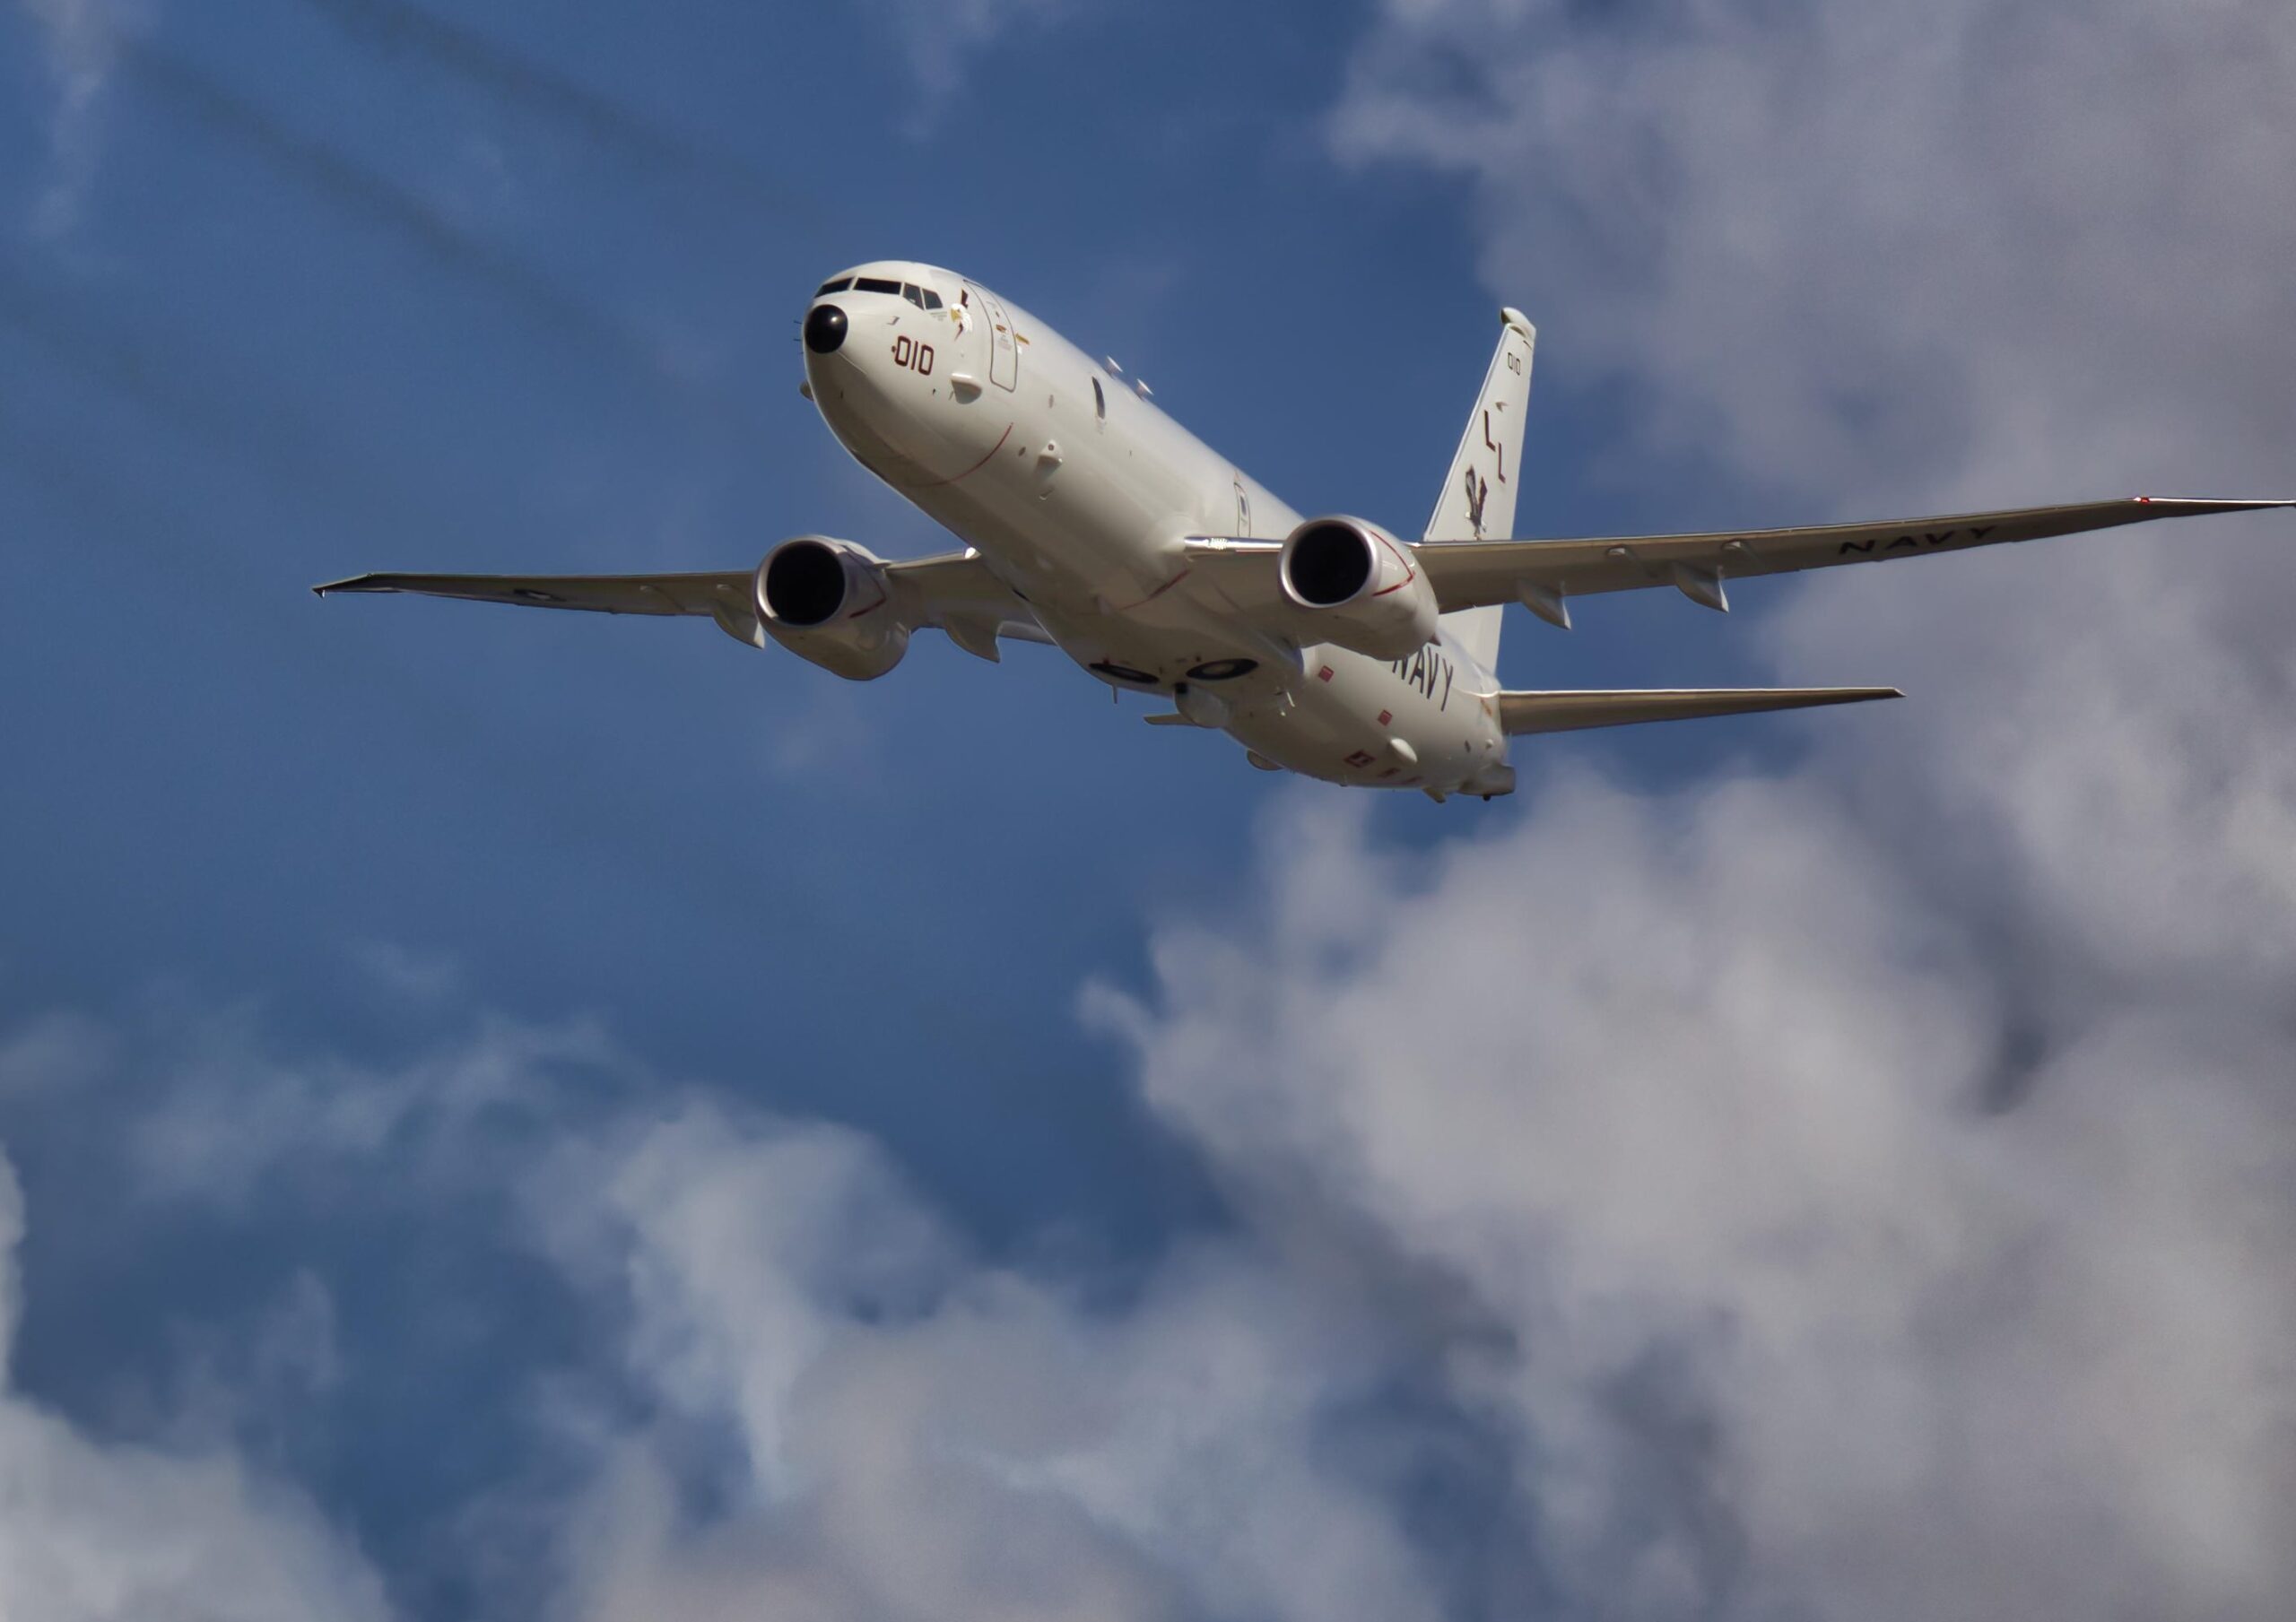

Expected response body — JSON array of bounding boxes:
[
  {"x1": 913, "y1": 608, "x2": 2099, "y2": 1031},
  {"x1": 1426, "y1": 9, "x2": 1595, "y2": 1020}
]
[{"x1": 804, "y1": 303, "x2": 848, "y2": 355}]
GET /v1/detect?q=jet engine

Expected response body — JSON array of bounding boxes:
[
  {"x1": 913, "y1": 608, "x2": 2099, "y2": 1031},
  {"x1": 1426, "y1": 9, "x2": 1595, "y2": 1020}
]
[
  {"x1": 1277, "y1": 516, "x2": 1439, "y2": 661},
  {"x1": 752, "y1": 537, "x2": 909, "y2": 681}
]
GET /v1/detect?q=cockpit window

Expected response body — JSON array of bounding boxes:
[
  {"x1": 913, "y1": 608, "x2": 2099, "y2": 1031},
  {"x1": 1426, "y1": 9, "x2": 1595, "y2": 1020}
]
[
  {"x1": 815, "y1": 277, "x2": 853, "y2": 296},
  {"x1": 855, "y1": 276, "x2": 901, "y2": 295},
  {"x1": 902, "y1": 283, "x2": 925, "y2": 307},
  {"x1": 921, "y1": 289, "x2": 944, "y2": 310}
]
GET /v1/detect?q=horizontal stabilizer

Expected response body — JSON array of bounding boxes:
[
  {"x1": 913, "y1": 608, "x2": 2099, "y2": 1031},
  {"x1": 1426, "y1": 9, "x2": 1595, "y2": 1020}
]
[{"x1": 1497, "y1": 686, "x2": 1900, "y2": 736}]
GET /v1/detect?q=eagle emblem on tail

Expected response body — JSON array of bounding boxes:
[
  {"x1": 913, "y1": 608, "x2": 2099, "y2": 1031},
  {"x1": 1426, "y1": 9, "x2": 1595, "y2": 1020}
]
[{"x1": 1462, "y1": 466, "x2": 1490, "y2": 539}]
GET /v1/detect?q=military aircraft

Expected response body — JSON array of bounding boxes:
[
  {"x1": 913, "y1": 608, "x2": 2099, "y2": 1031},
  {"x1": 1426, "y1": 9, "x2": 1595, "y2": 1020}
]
[{"x1": 317, "y1": 261, "x2": 2290, "y2": 801}]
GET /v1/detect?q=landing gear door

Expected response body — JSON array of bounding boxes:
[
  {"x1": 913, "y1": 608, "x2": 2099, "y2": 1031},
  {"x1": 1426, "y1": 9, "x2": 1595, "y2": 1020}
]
[{"x1": 965, "y1": 282, "x2": 1019, "y2": 392}]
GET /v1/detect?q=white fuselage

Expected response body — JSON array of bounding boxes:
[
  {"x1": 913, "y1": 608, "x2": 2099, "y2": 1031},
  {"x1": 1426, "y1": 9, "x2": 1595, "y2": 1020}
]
[{"x1": 803, "y1": 261, "x2": 1510, "y2": 792}]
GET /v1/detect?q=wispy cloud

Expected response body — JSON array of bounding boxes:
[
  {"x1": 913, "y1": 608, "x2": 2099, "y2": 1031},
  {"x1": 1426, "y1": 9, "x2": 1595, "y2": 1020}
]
[
  {"x1": 865, "y1": 0, "x2": 1073, "y2": 117},
  {"x1": 19, "y1": 0, "x2": 128, "y2": 239},
  {"x1": 22, "y1": 11, "x2": 764, "y2": 434},
  {"x1": 286, "y1": 0, "x2": 821, "y2": 220},
  {"x1": 0, "y1": 1009, "x2": 111, "y2": 1100}
]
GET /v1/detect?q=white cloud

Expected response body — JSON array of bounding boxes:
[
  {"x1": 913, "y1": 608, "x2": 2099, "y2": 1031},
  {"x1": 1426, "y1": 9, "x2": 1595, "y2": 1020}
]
[
  {"x1": 1097, "y1": 776, "x2": 2296, "y2": 1620},
  {"x1": 1033, "y1": 3, "x2": 2296, "y2": 1616},
  {"x1": 0, "y1": 1149, "x2": 391, "y2": 1622},
  {"x1": 524, "y1": 1100, "x2": 1445, "y2": 1622}
]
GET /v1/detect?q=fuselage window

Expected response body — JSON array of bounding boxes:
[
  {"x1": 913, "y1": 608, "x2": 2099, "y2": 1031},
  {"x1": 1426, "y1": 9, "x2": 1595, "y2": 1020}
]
[
  {"x1": 902, "y1": 283, "x2": 925, "y2": 307},
  {"x1": 1092, "y1": 377, "x2": 1106, "y2": 421},
  {"x1": 921, "y1": 289, "x2": 944, "y2": 310},
  {"x1": 816, "y1": 277, "x2": 853, "y2": 296},
  {"x1": 855, "y1": 276, "x2": 900, "y2": 295}
]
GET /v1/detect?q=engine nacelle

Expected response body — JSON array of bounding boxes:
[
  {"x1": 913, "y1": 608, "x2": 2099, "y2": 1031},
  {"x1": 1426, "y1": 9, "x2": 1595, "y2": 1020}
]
[
  {"x1": 752, "y1": 537, "x2": 909, "y2": 681},
  {"x1": 1277, "y1": 516, "x2": 1440, "y2": 661}
]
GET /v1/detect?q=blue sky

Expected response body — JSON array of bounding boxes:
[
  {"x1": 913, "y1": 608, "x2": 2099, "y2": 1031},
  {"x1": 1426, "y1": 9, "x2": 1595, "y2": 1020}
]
[
  {"x1": 2, "y1": 0, "x2": 1758, "y2": 1262},
  {"x1": 4, "y1": 3, "x2": 2294, "y2": 1619}
]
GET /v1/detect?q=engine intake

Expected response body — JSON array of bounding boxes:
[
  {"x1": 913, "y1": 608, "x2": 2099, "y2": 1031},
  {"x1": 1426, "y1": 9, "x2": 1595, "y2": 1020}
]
[
  {"x1": 1277, "y1": 516, "x2": 1439, "y2": 661},
  {"x1": 753, "y1": 537, "x2": 909, "y2": 681},
  {"x1": 760, "y1": 539, "x2": 850, "y2": 627}
]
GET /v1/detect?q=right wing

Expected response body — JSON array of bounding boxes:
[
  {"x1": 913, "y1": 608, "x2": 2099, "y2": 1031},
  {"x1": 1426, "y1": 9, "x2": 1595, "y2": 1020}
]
[
  {"x1": 312, "y1": 549, "x2": 1048, "y2": 650},
  {"x1": 1498, "y1": 686, "x2": 1900, "y2": 735}
]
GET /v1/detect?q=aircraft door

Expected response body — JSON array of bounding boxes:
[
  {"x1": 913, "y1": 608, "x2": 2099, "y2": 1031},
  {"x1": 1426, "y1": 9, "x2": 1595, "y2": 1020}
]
[{"x1": 965, "y1": 282, "x2": 1019, "y2": 391}]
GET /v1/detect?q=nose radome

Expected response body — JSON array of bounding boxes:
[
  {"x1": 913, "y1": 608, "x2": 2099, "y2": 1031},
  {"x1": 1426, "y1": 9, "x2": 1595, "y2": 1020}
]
[{"x1": 804, "y1": 303, "x2": 848, "y2": 355}]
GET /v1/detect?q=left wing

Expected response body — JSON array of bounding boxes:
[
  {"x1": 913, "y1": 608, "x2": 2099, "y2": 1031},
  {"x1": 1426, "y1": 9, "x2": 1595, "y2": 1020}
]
[
  {"x1": 1185, "y1": 497, "x2": 2291, "y2": 627},
  {"x1": 312, "y1": 550, "x2": 1048, "y2": 649},
  {"x1": 1413, "y1": 497, "x2": 2292, "y2": 616}
]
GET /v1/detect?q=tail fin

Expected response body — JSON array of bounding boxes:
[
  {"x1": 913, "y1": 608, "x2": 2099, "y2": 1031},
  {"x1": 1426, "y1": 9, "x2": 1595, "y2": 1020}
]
[{"x1": 1425, "y1": 308, "x2": 1535, "y2": 673}]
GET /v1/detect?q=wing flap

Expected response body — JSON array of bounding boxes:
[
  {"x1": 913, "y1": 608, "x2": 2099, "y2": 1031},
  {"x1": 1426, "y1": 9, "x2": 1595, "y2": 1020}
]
[{"x1": 1499, "y1": 686, "x2": 1901, "y2": 736}]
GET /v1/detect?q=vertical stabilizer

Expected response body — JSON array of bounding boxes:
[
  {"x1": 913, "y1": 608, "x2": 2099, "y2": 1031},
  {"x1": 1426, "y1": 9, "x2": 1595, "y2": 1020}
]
[{"x1": 1425, "y1": 308, "x2": 1535, "y2": 673}]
